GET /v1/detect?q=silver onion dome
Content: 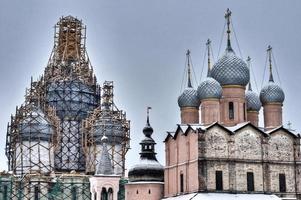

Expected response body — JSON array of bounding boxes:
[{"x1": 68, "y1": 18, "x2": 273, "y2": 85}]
[
  {"x1": 197, "y1": 77, "x2": 222, "y2": 100},
  {"x1": 19, "y1": 104, "x2": 54, "y2": 141},
  {"x1": 178, "y1": 87, "x2": 200, "y2": 108},
  {"x1": 260, "y1": 81, "x2": 285, "y2": 104},
  {"x1": 211, "y1": 49, "x2": 250, "y2": 86},
  {"x1": 246, "y1": 89, "x2": 261, "y2": 111}
]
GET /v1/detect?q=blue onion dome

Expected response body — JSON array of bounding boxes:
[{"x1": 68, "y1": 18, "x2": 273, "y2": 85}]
[
  {"x1": 260, "y1": 81, "x2": 285, "y2": 104},
  {"x1": 260, "y1": 46, "x2": 285, "y2": 105},
  {"x1": 178, "y1": 49, "x2": 200, "y2": 108},
  {"x1": 197, "y1": 77, "x2": 222, "y2": 100},
  {"x1": 211, "y1": 9, "x2": 249, "y2": 87},
  {"x1": 245, "y1": 84, "x2": 261, "y2": 111},
  {"x1": 211, "y1": 49, "x2": 249, "y2": 86},
  {"x1": 178, "y1": 87, "x2": 199, "y2": 108},
  {"x1": 19, "y1": 104, "x2": 54, "y2": 141}
]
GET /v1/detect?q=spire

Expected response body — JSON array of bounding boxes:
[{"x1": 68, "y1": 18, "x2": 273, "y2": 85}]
[
  {"x1": 95, "y1": 135, "x2": 114, "y2": 175},
  {"x1": 206, "y1": 39, "x2": 212, "y2": 77},
  {"x1": 247, "y1": 56, "x2": 252, "y2": 91},
  {"x1": 140, "y1": 107, "x2": 157, "y2": 160},
  {"x1": 143, "y1": 107, "x2": 153, "y2": 137},
  {"x1": 146, "y1": 106, "x2": 151, "y2": 126},
  {"x1": 267, "y1": 45, "x2": 274, "y2": 82},
  {"x1": 225, "y1": 8, "x2": 233, "y2": 51},
  {"x1": 186, "y1": 49, "x2": 192, "y2": 87}
]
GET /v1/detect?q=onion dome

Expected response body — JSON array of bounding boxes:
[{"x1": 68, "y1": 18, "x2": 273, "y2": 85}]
[
  {"x1": 197, "y1": 39, "x2": 222, "y2": 100},
  {"x1": 128, "y1": 107, "x2": 164, "y2": 182},
  {"x1": 260, "y1": 81, "x2": 285, "y2": 104},
  {"x1": 95, "y1": 135, "x2": 114, "y2": 175},
  {"x1": 178, "y1": 87, "x2": 199, "y2": 107},
  {"x1": 198, "y1": 77, "x2": 222, "y2": 100},
  {"x1": 19, "y1": 104, "x2": 54, "y2": 141},
  {"x1": 178, "y1": 50, "x2": 200, "y2": 108},
  {"x1": 260, "y1": 46, "x2": 285, "y2": 104},
  {"x1": 210, "y1": 9, "x2": 249, "y2": 87},
  {"x1": 246, "y1": 83, "x2": 261, "y2": 111}
]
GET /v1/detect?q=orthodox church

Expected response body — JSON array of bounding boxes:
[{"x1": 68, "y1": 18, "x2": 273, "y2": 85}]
[
  {"x1": 124, "y1": 8, "x2": 300, "y2": 200},
  {"x1": 161, "y1": 9, "x2": 301, "y2": 200},
  {"x1": 0, "y1": 7, "x2": 300, "y2": 200}
]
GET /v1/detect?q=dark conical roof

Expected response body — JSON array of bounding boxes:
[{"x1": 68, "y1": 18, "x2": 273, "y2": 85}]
[{"x1": 95, "y1": 135, "x2": 114, "y2": 175}]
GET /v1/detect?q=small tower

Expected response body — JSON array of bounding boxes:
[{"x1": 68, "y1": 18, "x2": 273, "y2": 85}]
[
  {"x1": 245, "y1": 57, "x2": 261, "y2": 126},
  {"x1": 260, "y1": 46, "x2": 285, "y2": 130},
  {"x1": 126, "y1": 107, "x2": 164, "y2": 200},
  {"x1": 178, "y1": 50, "x2": 200, "y2": 124},
  {"x1": 197, "y1": 39, "x2": 222, "y2": 125},
  {"x1": 210, "y1": 9, "x2": 249, "y2": 126},
  {"x1": 89, "y1": 135, "x2": 120, "y2": 200}
]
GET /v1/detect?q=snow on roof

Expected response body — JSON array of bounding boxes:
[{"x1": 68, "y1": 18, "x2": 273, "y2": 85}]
[
  {"x1": 225, "y1": 121, "x2": 250, "y2": 132},
  {"x1": 129, "y1": 158, "x2": 163, "y2": 171},
  {"x1": 162, "y1": 193, "x2": 282, "y2": 200}
]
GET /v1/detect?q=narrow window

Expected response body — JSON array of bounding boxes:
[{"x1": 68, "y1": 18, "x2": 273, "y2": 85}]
[
  {"x1": 101, "y1": 188, "x2": 108, "y2": 200},
  {"x1": 71, "y1": 186, "x2": 77, "y2": 200},
  {"x1": 180, "y1": 173, "x2": 184, "y2": 193},
  {"x1": 34, "y1": 185, "x2": 39, "y2": 200},
  {"x1": 247, "y1": 172, "x2": 255, "y2": 191},
  {"x1": 229, "y1": 102, "x2": 234, "y2": 120},
  {"x1": 216, "y1": 171, "x2": 223, "y2": 191},
  {"x1": 108, "y1": 188, "x2": 113, "y2": 200},
  {"x1": 243, "y1": 103, "x2": 246, "y2": 120},
  {"x1": 3, "y1": 185, "x2": 8, "y2": 200},
  {"x1": 136, "y1": 190, "x2": 139, "y2": 194},
  {"x1": 279, "y1": 174, "x2": 286, "y2": 192},
  {"x1": 94, "y1": 193, "x2": 97, "y2": 200},
  {"x1": 149, "y1": 189, "x2": 151, "y2": 194}
]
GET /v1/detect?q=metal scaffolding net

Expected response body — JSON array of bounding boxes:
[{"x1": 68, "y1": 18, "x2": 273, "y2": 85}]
[
  {"x1": 83, "y1": 81, "x2": 130, "y2": 176},
  {"x1": 0, "y1": 173, "x2": 91, "y2": 200},
  {"x1": 4, "y1": 15, "x2": 130, "y2": 199}
]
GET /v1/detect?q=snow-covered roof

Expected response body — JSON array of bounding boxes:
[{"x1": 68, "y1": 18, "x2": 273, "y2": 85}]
[
  {"x1": 225, "y1": 121, "x2": 250, "y2": 132},
  {"x1": 162, "y1": 193, "x2": 281, "y2": 200},
  {"x1": 165, "y1": 121, "x2": 300, "y2": 142}
]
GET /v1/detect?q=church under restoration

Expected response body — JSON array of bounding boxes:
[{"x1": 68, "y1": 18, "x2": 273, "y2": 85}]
[{"x1": 2, "y1": 16, "x2": 130, "y2": 199}]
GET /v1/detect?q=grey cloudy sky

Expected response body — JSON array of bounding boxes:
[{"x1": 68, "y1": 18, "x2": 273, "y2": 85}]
[{"x1": 0, "y1": 0, "x2": 300, "y2": 171}]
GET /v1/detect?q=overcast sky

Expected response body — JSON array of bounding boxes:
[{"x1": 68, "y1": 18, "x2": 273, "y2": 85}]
[{"x1": 0, "y1": 0, "x2": 300, "y2": 171}]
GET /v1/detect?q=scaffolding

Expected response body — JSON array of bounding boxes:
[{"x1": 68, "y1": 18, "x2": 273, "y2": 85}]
[
  {"x1": 83, "y1": 81, "x2": 130, "y2": 176},
  {"x1": 4, "y1": 15, "x2": 130, "y2": 199},
  {"x1": 0, "y1": 172, "x2": 91, "y2": 200}
]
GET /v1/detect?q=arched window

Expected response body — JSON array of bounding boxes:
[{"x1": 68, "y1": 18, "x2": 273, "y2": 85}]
[
  {"x1": 34, "y1": 185, "x2": 39, "y2": 200},
  {"x1": 71, "y1": 186, "x2": 77, "y2": 200},
  {"x1": 229, "y1": 102, "x2": 234, "y2": 120},
  {"x1": 101, "y1": 187, "x2": 108, "y2": 200},
  {"x1": 108, "y1": 188, "x2": 113, "y2": 200}
]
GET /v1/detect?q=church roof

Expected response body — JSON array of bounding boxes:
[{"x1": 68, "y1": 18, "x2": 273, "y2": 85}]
[
  {"x1": 128, "y1": 107, "x2": 164, "y2": 182},
  {"x1": 95, "y1": 136, "x2": 114, "y2": 175},
  {"x1": 164, "y1": 121, "x2": 300, "y2": 142}
]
